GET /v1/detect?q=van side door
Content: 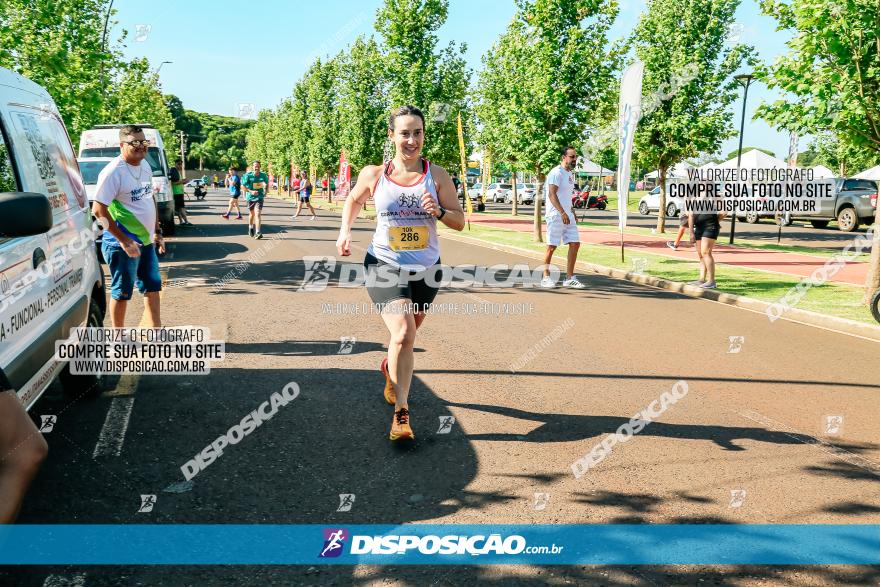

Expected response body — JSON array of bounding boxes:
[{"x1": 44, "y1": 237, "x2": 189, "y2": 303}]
[{"x1": 0, "y1": 107, "x2": 58, "y2": 402}]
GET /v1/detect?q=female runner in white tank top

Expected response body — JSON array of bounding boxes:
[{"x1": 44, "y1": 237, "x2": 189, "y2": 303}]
[{"x1": 336, "y1": 105, "x2": 465, "y2": 441}]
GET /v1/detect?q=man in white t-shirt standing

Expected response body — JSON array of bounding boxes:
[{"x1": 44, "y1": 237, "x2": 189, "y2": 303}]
[
  {"x1": 540, "y1": 146, "x2": 585, "y2": 288},
  {"x1": 92, "y1": 125, "x2": 165, "y2": 327}
]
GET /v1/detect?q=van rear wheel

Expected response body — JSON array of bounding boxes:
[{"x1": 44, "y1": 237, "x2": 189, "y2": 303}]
[{"x1": 59, "y1": 298, "x2": 106, "y2": 399}]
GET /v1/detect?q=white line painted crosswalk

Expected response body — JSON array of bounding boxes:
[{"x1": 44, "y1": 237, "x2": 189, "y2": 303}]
[{"x1": 92, "y1": 396, "x2": 135, "y2": 458}]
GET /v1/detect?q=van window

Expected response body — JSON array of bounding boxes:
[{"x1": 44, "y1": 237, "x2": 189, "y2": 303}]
[
  {"x1": 78, "y1": 160, "x2": 112, "y2": 185},
  {"x1": 0, "y1": 125, "x2": 18, "y2": 193},
  {"x1": 8, "y1": 109, "x2": 87, "y2": 212},
  {"x1": 80, "y1": 146, "x2": 167, "y2": 177}
]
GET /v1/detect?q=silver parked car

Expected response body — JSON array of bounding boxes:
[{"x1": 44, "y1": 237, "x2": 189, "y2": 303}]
[
  {"x1": 484, "y1": 183, "x2": 512, "y2": 203},
  {"x1": 504, "y1": 183, "x2": 537, "y2": 205}
]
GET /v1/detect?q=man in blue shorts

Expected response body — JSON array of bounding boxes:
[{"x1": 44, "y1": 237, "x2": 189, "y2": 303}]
[
  {"x1": 223, "y1": 167, "x2": 243, "y2": 220},
  {"x1": 292, "y1": 172, "x2": 317, "y2": 220},
  {"x1": 91, "y1": 125, "x2": 165, "y2": 326}
]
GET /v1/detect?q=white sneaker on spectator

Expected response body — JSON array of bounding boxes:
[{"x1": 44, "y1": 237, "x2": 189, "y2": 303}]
[
  {"x1": 562, "y1": 277, "x2": 586, "y2": 289},
  {"x1": 540, "y1": 276, "x2": 556, "y2": 288}
]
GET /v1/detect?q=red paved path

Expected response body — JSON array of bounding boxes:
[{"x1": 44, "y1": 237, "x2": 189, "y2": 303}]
[{"x1": 469, "y1": 214, "x2": 870, "y2": 286}]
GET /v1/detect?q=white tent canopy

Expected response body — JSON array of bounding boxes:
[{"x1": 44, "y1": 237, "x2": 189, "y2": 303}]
[
  {"x1": 576, "y1": 157, "x2": 613, "y2": 176},
  {"x1": 645, "y1": 161, "x2": 694, "y2": 179},
  {"x1": 717, "y1": 149, "x2": 788, "y2": 169},
  {"x1": 854, "y1": 165, "x2": 880, "y2": 181},
  {"x1": 811, "y1": 165, "x2": 836, "y2": 179}
]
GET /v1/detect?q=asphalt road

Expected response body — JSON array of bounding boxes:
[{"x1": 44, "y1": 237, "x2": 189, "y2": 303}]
[
  {"x1": 479, "y1": 200, "x2": 873, "y2": 251},
  {"x1": 4, "y1": 190, "x2": 879, "y2": 586}
]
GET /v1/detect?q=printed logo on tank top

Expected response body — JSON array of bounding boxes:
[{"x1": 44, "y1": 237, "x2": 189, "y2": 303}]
[{"x1": 377, "y1": 191, "x2": 434, "y2": 219}]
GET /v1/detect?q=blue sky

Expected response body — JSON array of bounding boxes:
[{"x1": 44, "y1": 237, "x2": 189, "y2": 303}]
[{"x1": 113, "y1": 0, "x2": 794, "y2": 161}]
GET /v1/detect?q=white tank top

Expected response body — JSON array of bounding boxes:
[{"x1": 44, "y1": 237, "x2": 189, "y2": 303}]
[{"x1": 368, "y1": 159, "x2": 440, "y2": 271}]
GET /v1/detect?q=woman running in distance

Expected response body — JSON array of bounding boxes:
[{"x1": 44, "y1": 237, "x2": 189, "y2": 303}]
[{"x1": 336, "y1": 105, "x2": 465, "y2": 441}]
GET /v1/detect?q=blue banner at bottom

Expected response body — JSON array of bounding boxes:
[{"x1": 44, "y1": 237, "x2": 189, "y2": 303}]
[{"x1": 0, "y1": 525, "x2": 878, "y2": 565}]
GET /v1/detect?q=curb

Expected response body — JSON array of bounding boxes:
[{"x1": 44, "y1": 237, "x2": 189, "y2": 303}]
[{"x1": 438, "y1": 229, "x2": 880, "y2": 343}]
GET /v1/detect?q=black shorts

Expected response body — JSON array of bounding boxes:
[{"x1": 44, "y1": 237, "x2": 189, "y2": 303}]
[
  {"x1": 173, "y1": 193, "x2": 185, "y2": 209},
  {"x1": 694, "y1": 219, "x2": 721, "y2": 240},
  {"x1": 248, "y1": 199, "x2": 264, "y2": 211},
  {"x1": 364, "y1": 252, "x2": 442, "y2": 313}
]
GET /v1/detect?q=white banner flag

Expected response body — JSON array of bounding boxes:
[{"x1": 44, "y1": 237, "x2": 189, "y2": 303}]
[{"x1": 617, "y1": 61, "x2": 645, "y2": 231}]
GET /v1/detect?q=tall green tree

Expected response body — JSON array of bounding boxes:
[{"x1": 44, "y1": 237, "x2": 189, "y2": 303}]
[
  {"x1": 632, "y1": 0, "x2": 752, "y2": 233},
  {"x1": 245, "y1": 109, "x2": 278, "y2": 166},
  {"x1": 287, "y1": 80, "x2": 312, "y2": 174},
  {"x1": 476, "y1": 30, "x2": 523, "y2": 215},
  {"x1": 306, "y1": 58, "x2": 341, "y2": 192},
  {"x1": 476, "y1": 0, "x2": 619, "y2": 241},
  {"x1": 756, "y1": 0, "x2": 880, "y2": 302},
  {"x1": 102, "y1": 58, "x2": 178, "y2": 160},
  {"x1": 801, "y1": 132, "x2": 879, "y2": 176},
  {"x1": 375, "y1": 0, "x2": 471, "y2": 168},
  {"x1": 188, "y1": 141, "x2": 209, "y2": 171},
  {"x1": 337, "y1": 37, "x2": 389, "y2": 172},
  {"x1": 0, "y1": 0, "x2": 117, "y2": 142}
]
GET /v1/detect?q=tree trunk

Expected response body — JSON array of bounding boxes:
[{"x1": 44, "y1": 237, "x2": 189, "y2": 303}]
[
  {"x1": 511, "y1": 175, "x2": 518, "y2": 216},
  {"x1": 863, "y1": 202, "x2": 880, "y2": 304},
  {"x1": 534, "y1": 169, "x2": 544, "y2": 243},
  {"x1": 199, "y1": 157, "x2": 204, "y2": 171},
  {"x1": 656, "y1": 165, "x2": 667, "y2": 233}
]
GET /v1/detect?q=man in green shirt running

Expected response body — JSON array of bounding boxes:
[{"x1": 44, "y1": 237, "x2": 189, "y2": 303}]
[{"x1": 242, "y1": 159, "x2": 269, "y2": 239}]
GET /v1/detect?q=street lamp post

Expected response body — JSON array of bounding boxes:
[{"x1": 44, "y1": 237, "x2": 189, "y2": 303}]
[
  {"x1": 729, "y1": 73, "x2": 754, "y2": 244},
  {"x1": 100, "y1": 0, "x2": 116, "y2": 96},
  {"x1": 156, "y1": 61, "x2": 173, "y2": 74}
]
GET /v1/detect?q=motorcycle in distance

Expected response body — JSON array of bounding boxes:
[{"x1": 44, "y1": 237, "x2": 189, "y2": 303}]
[{"x1": 571, "y1": 189, "x2": 608, "y2": 210}]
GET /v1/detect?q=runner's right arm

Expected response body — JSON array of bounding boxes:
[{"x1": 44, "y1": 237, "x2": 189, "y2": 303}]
[{"x1": 336, "y1": 165, "x2": 381, "y2": 257}]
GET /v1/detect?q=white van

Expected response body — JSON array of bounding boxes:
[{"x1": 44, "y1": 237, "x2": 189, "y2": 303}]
[
  {"x1": 78, "y1": 124, "x2": 175, "y2": 236},
  {"x1": 76, "y1": 156, "x2": 115, "y2": 262},
  {"x1": 0, "y1": 67, "x2": 106, "y2": 409}
]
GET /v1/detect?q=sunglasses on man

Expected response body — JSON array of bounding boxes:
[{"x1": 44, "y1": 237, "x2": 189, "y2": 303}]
[{"x1": 123, "y1": 139, "x2": 151, "y2": 147}]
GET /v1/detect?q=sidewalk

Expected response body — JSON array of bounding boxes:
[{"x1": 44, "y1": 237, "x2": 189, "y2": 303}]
[{"x1": 469, "y1": 214, "x2": 871, "y2": 287}]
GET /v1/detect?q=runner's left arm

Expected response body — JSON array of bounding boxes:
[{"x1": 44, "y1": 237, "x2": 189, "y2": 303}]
[{"x1": 425, "y1": 165, "x2": 465, "y2": 231}]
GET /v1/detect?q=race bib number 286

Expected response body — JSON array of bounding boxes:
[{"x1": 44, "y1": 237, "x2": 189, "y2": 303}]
[{"x1": 388, "y1": 226, "x2": 428, "y2": 251}]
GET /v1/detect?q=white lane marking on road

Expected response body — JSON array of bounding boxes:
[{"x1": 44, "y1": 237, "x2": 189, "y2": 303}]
[
  {"x1": 93, "y1": 396, "x2": 135, "y2": 457},
  {"x1": 43, "y1": 573, "x2": 86, "y2": 587}
]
